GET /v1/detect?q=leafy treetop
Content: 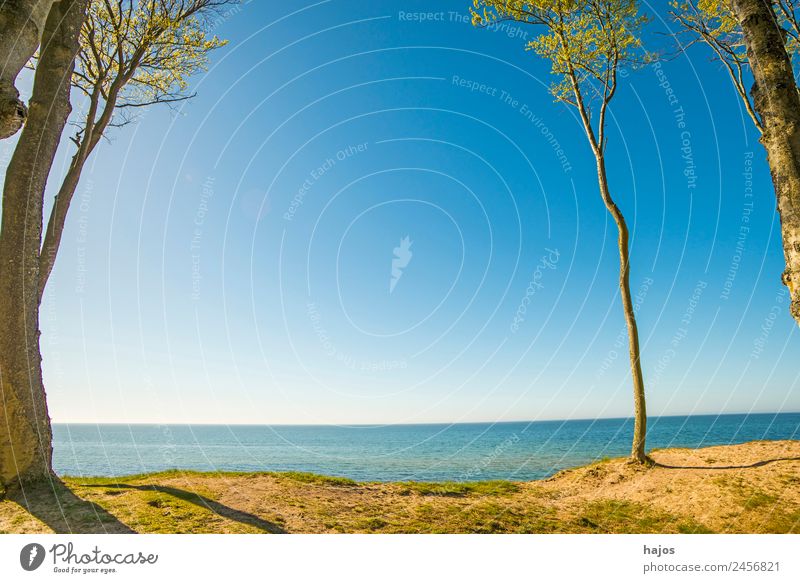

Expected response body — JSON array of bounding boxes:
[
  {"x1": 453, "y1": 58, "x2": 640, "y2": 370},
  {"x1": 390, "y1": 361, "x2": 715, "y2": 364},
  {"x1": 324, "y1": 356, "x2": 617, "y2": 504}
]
[{"x1": 471, "y1": 0, "x2": 650, "y2": 151}]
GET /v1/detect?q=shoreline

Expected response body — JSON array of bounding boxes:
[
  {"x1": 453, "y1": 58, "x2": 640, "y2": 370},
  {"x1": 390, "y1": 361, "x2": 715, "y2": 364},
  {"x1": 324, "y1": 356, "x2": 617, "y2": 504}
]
[
  {"x1": 50, "y1": 412, "x2": 800, "y2": 482},
  {"x1": 3, "y1": 439, "x2": 799, "y2": 534}
]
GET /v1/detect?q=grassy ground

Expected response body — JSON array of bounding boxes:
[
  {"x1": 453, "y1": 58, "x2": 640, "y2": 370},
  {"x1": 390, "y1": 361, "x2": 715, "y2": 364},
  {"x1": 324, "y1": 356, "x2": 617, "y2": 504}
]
[{"x1": 1, "y1": 440, "x2": 798, "y2": 534}]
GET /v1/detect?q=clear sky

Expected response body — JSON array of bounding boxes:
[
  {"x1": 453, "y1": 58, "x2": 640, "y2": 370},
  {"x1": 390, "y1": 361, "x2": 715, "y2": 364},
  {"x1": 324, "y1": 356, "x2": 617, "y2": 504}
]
[{"x1": 3, "y1": 0, "x2": 798, "y2": 425}]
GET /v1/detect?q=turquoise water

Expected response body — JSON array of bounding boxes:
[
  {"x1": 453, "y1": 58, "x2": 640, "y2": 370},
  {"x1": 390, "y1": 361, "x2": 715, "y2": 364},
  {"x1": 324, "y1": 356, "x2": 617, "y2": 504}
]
[{"x1": 53, "y1": 413, "x2": 800, "y2": 482}]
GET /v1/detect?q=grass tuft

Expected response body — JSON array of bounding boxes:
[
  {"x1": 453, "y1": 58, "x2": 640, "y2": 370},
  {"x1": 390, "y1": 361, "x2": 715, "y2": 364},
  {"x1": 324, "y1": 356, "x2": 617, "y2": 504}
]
[
  {"x1": 397, "y1": 480, "x2": 519, "y2": 497},
  {"x1": 275, "y1": 472, "x2": 357, "y2": 487}
]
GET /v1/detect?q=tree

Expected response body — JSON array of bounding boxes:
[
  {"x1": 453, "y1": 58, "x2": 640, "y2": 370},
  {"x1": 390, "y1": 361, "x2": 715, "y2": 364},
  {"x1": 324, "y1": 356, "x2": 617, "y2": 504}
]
[
  {"x1": 672, "y1": 0, "x2": 800, "y2": 324},
  {"x1": 38, "y1": 0, "x2": 230, "y2": 299},
  {"x1": 732, "y1": 0, "x2": 800, "y2": 324},
  {"x1": 670, "y1": 0, "x2": 800, "y2": 129},
  {"x1": 0, "y1": 0, "x2": 89, "y2": 492},
  {"x1": 0, "y1": 0, "x2": 58, "y2": 138},
  {"x1": 670, "y1": 1, "x2": 763, "y2": 131},
  {"x1": 471, "y1": 0, "x2": 652, "y2": 462},
  {"x1": 0, "y1": 0, "x2": 229, "y2": 493}
]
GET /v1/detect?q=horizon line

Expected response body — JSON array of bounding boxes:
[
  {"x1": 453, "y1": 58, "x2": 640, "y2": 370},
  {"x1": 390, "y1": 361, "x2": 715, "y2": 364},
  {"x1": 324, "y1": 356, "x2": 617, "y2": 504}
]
[{"x1": 51, "y1": 410, "x2": 800, "y2": 427}]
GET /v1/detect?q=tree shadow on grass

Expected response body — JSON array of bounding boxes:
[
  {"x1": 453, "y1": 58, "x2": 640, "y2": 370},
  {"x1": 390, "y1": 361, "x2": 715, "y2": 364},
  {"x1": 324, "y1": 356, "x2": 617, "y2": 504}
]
[
  {"x1": 653, "y1": 457, "x2": 800, "y2": 470},
  {"x1": 84, "y1": 483, "x2": 286, "y2": 533},
  {"x1": 8, "y1": 477, "x2": 135, "y2": 533}
]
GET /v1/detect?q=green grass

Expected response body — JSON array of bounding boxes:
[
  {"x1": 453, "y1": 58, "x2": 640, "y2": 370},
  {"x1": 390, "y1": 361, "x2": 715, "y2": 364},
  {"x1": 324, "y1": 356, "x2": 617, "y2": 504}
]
[
  {"x1": 356, "y1": 517, "x2": 389, "y2": 531},
  {"x1": 761, "y1": 508, "x2": 800, "y2": 533},
  {"x1": 388, "y1": 499, "x2": 559, "y2": 534},
  {"x1": 66, "y1": 469, "x2": 358, "y2": 488},
  {"x1": 63, "y1": 469, "x2": 195, "y2": 483},
  {"x1": 397, "y1": 480, "x2": 519, "y2": 497},
  {"x1": 576, "y1": 500, "x2": 715, "y2": 534},
  {"x1": 743, "y1": 491, "x2": 778, "y2": 510},
  {"x1": 274, "y1": 472, "x2": 357, "y2": 487}
]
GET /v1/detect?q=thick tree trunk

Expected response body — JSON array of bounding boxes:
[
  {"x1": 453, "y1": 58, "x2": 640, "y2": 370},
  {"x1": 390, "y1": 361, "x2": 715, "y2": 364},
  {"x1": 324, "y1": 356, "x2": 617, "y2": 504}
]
[
  {"x1": 0, "y1": 0, "x2": 87, "y2": 493},
  {"x1": 0, "y1": 0, "x2": 57, "y2": 139},
  {"x1": 732, "y1": 0, "x2": 800, "y2": 325},
  {"x1": 595, "y1": 155, "x2": 648, "y2": 463}
]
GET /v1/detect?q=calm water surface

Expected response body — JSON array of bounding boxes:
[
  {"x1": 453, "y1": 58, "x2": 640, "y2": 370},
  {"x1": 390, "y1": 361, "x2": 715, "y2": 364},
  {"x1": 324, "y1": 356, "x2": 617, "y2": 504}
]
[{"x1": 53, "y1": 413, "x2": 800, "y2": 481}]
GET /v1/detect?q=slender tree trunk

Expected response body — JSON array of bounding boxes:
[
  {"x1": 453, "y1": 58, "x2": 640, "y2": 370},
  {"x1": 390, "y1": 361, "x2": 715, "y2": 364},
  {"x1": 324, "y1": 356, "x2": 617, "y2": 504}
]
[
  {"x1": 732, "y1": 0, "x2": 800, "y2": 325},
  {"x1": 0, "y1": 0, "x2": 87, "y2": 493},
  {"x1": 38, "y1": 153, "x2": 83, "y2": 302},
  {"x1": 595, "y1": 154, "x2": 648, "y2": 463},
  {"x1": 39, "y1": 80, "x2": 121, "y2": 300},
  {"x1": 569, "y1": 70, "x2": 648, "y2": 464},
  {"x1": 0, "y1": 0, "x2": 57, "y2": 139}
]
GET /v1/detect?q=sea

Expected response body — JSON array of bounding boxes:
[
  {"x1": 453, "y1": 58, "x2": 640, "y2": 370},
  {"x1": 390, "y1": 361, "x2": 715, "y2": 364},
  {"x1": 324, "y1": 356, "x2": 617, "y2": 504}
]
[{"x1": 52, "y1": 412, "x2": 800, "y2": 482}]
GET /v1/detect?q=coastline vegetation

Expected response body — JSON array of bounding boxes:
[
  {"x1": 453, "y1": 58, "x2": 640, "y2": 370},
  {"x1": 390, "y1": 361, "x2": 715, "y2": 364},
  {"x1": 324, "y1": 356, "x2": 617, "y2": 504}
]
[{"x1": 2, "y1": 440, "x2": 797, "y2": 534}]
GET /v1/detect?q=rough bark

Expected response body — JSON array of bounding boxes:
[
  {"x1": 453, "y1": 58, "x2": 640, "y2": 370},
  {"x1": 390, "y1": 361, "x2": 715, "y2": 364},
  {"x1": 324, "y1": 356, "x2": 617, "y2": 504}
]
[
  {"x1": 0, "y1": 0, "x2": 57, "y2": 139},
  {"x1": 0, "y1": 0, "x2": 87, "y2": 492},
  {"x1": 732, "y1": 0, "x2": 800, "y2": 325}
]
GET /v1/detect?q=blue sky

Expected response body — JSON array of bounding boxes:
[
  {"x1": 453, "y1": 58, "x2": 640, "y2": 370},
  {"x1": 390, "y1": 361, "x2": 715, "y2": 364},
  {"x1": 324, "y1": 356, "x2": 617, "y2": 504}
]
[{"x1": 3, "y1": 0, "x2": 798, "y2": 424}]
